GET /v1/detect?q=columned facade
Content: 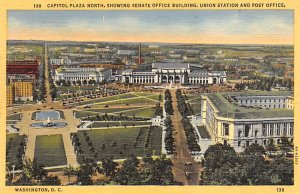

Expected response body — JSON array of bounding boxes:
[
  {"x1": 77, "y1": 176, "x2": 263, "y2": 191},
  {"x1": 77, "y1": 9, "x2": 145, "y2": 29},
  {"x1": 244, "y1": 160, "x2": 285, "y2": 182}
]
[{"x1": 121, "y1": 62, "x2": 226, "y2": 85}]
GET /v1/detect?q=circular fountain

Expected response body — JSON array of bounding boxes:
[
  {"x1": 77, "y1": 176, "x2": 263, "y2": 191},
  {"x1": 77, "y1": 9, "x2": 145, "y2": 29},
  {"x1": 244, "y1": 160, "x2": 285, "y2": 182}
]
[{"x1": 30, "y1": 111, "x2": 67, "y2": 128}]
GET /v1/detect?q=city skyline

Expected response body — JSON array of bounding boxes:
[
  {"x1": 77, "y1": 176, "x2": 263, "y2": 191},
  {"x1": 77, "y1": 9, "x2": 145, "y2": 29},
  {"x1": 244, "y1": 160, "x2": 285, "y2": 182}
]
[{"x1": 8, "y1": 10, "x2": 293, "y2": 45}]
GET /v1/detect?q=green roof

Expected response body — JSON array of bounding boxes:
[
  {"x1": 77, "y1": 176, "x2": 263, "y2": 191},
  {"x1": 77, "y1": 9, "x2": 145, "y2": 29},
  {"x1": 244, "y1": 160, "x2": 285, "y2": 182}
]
[{"x1": 206, "y1": 92, "x2": 294, "y2": 119}]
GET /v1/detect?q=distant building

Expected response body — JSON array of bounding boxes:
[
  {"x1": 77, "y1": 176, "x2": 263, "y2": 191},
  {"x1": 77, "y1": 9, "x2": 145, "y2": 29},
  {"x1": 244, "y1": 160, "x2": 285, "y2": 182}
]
[
  {"x1": 117, "y1": 50, "x2": 136, "y2": 55},
  {"x1": 14, "y1": 81, "x2": 34, "y2": 101},
  {"x1": 54, "y1": 67, "x2": 112, "y2": 83},
  {"x1": 50, "y1": 58, "x2": 72, "y2": 66},
  {"x1": 6, "y1": 84, "x2": 15, "y2": 106},
  {"x1": 7, "y1": 60, "x2": 39, "y2": 78},
  {"x1": 122, "y1": 62, "x2": 226, "y2": 85},
  {"x1": 200, "y1": 92, "x2": 294, "y2": 152}
]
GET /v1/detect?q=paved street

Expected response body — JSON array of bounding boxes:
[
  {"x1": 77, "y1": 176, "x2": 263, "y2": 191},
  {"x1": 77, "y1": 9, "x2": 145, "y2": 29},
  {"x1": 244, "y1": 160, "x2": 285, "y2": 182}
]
[{"x1": 170, "y1": 89, "x2": 202, "y2": 185}]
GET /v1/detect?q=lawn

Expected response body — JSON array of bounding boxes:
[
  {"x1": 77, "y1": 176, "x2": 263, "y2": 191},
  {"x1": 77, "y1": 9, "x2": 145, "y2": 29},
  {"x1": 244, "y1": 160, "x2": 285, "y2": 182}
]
[
  {"x1": 102, "y1": 97, "x2": 157, "y2": 106},
  {"x1": 76, "y1": 126, "x2": 162, "y2": 163},
  {"x1": 76, "y1": 93, "x2": 136, "y2": 106},
  {"x1": 57, "y1": 85, "x2": 96, "y2": 93},
  {"x1": 197, "y1": 125, "x2": 211, "y2": 139},
  {"x1": 7, "y1": 113, "x2": 22, "y2": 121},
  {"x1": 84, "y1": 107, "x2": 141, "y2": 114},
  {"x1": 34, "y1": 135, "x2": 67, "y2": 167},
  {"x1": 144, "y1": 94, "x2": 163, "y2": 102},
  {"x1": 122, "y1": 107, "x2": 156, "y2": 118},
  {"x1": 190, "y1": 103, "x2": 201, "y2": 115},
  {"x1": 74, "y1": 111, "x2": 98, "y2": 118},
  {"x1": 6, "y1": 134, "x2": 26, "y2": 170},
  {"x1": 87, "y1": 121, "x2": 151, "y2": 128},
  {"x1": 186, "y1": 94, "x2": 201, "y2": 101}
]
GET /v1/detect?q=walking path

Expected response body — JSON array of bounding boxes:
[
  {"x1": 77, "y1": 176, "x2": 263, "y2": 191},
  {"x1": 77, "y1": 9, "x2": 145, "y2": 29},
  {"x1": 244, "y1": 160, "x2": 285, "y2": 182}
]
[
  {"x1": 169, "y1": 89, "x2": 202, "y2": 185},
  {"x1": 17, "y1": 109, "x2": 79, "y2": 167}
]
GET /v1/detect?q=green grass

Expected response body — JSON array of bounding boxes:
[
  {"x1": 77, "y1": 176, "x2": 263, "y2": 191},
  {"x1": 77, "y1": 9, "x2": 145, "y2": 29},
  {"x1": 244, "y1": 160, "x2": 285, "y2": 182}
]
[
  {"x1": 6, "y1": 121, "x2": 16, "y2": 125},
  {"x1": 34, "y1": 135, "x2": 67, "y2": 167},
  {"x1": 57, "y1": 85, "x2": 97, "y2": 93},
  {"x1": 132, "y1": 92, "x2": 159, "y2": 97},
  {"x1": 88, "y1": 121, "x2": 151, "y2": 128},
  {"x1": 85, "y1": 107, "x2": 141, "y2": 114},
  {"x1": 76, "y1": 126, "x2": 162, "y2": 163},
  {"x1": 191, "y1": 103, "x2": 201, "y2": 115},
  {"x1": 6, "y1": 134, "x2": 26, "y2": 170},
  {"x1": 74, "y1": 111, "x2": 98, "y2": 118},
  {"x1": 103, "y1": 97, "x2": 157, "y2": 106},
  {"x1": 144, "y1": 94, "x2": 163, "y2": 102},
  {"x1": 197, "y1": 126, "x2": 211, "y2": 139},
  {"x1": 122, "y1": 107, "x2": 156, "y2": 118},
  {"x1": 7, "y1": 113, "x2": 22, "y2": 121},
  {"x1": 186, "y1": 93, "x2": 201, "y2": 101},
  {"x1": 76, "y1": 93, "x2": 136, "y2": 106}
]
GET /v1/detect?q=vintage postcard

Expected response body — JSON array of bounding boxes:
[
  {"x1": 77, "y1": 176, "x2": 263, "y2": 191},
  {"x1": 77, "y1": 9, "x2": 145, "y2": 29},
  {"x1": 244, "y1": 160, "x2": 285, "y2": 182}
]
[{"x1": 0, "y1": 0, "x2": 299, "y2": 193}]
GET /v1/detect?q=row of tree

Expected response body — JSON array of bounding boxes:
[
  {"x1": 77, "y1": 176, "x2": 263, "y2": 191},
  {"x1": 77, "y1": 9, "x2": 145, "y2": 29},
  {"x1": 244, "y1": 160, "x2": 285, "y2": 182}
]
[
  {"x1": 82, "y1": 113, "x2": 148, "y2": 122},
  {"x1": 235, "y1": 77, "x2": 293, "y2": 91},
  {"x1": 8, "y1": 155, "x2": 176, "y2": 186},
  {"x1": 164, "y1": 90, "x2": 174, "y2": 115},
  {"x1": 176, "y1": 90, "x2": 201, "y2": 152},
  {"x1": 164, "y1": 117, "x2": 175, "y2": 154},
  {"x1": 176, "y1": 90, "x2": 193, "y2": 117},
  {"x1": 56, "y1": 79, "x2": 97, "y2": 87},
  {"x1": 200, "y1": 143, "x2": 294, "y2": 185}
]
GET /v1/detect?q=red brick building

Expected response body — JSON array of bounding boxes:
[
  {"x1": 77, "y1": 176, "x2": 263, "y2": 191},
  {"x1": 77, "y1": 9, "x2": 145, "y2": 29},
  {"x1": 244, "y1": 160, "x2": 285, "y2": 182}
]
[{"x1": 7, "y1": 60, "x2": 39, "y2": 77}]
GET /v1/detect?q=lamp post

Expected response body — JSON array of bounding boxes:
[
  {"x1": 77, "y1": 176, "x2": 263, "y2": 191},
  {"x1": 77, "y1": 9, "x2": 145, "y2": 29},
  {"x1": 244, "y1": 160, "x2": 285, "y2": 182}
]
[{"x1": 12, "y1": 165, "x2": 15, "y2": 179}]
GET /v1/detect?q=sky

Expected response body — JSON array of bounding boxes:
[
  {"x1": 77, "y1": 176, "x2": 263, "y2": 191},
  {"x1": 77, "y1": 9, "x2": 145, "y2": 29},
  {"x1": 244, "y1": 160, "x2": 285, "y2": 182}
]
[{"x1": 8, "y1": 10, "x2": 293, "y2": 45}]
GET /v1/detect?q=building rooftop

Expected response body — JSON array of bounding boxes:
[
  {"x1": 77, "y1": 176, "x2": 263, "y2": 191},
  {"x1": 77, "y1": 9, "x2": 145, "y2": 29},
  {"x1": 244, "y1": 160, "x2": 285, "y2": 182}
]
[
  {"x1": 152, "y1": 62, "x2": 189, "y2": 69},
  {"x1": 189, "y1": 70, "x2": 208, "y2": 77},
  {"x1": 204, "y1": 91, "x2": 294, "y2": 119}
]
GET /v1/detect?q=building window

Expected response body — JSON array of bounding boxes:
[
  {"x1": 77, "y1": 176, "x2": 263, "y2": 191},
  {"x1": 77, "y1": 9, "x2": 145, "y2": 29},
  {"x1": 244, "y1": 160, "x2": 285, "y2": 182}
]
[
  {"x1": 246, "y1": 141, "x2": 250, "y2": 147},
  {"x1": 245, "y1": 124, "x2": 250, "y2": 137},
  {"x1": 238, "y1": 141, "x2": 241, "y2": 147},
  {"x1": 255, "y1": 130, "x2": 258, "y2": 137},
  {"x1": 262, "y1": 125, "x2": 266, "y2": 136},
  {"x1": 263, "y1": 140, "x2": 267, "y2": 145},
  {"x1": 270, "y1": 124, "x2": 274, "y2": 136},
  {"x1": 223, "y1": 123, "x2": 229, "y2": 136},
  {"x1": 290, "y1": 123, "x2": 294, "y2": 135},
  {"x1": 238, "y1": 131, "x2": 242, "y2": 138},
  {"x1": 277, "y1": 139, "x2": 280, "y2": 144},
  {"x1": 276, "y1": 124, "x2": 281, "y2": 136},
  {"x1": 224, "y1": 140, "x2": 227, "y2": 145}
]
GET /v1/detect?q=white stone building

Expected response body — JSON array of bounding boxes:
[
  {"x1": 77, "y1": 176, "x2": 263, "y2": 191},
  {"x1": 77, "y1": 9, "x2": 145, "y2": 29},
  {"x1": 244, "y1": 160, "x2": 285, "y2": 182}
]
[
  {"x1": 54, "y1": 67, "x2": 112, "y2": 83},
  {"x1": 121, "y1": 63, "x2": 226, "y2": 85},
  {"x1": 200, "y1": 92, "x2": 294, "y2": 152}
]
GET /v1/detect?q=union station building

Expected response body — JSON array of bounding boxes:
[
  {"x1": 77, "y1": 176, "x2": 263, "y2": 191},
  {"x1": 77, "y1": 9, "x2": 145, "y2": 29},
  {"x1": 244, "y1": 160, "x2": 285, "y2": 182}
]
[{"x1": 121, "y1": 63, "x2": 226, "y2": 85}]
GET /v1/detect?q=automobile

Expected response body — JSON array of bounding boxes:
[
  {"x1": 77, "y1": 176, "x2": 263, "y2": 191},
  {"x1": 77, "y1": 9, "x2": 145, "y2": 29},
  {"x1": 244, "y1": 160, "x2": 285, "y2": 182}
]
[
  {"x1": 185, "y1": 172, "x2": 191, "y2": 179},
  {"x1": 184, "y1": 162, "x2": 193, "y2": 166},
  {"x1": 84, "y1": 106, "x2": 91, "y2": 108},
  {"x1": 105, "y1": 105, "x2": 109, "y2": 108}
]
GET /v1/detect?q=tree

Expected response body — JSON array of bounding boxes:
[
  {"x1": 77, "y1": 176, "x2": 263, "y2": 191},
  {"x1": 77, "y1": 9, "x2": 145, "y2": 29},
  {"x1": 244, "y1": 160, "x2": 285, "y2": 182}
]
[
  {"x1": 63, "y1": 165, "x2": 77, "y2": 184},
  {"x1": 112, "y1": 155, "x2": 141, "y2": 185},
  {"x1": 203, "y1": 144, "x2": 238, "y2": 170},
  {"x1": 100, "y1": 157, "x2": 118, "y2": 177},
  {"x1": 279, "y1": 136, "x2": 293, "y2": 155},
  {"x1": 243, "y1": 143, "x2": 265, "y2": 156},
  {"x1": 13, "y1": 158, "x2": 47, "y2": 185},
  {"x1": 266, "y1": 138, "x2": 278, "y2": 155},
  {"x1": 76, "y1": 158, "x2": 97, "y2": 185},
  {"x1": 42, "y1": 176, "x2": 61, "y2": 185},
  {"x1": 265, "y1": 156, "x2": 294, "y2": 185},
  {"x1": 140, "y1": 155, "x2": 175, "y2": 185}
]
